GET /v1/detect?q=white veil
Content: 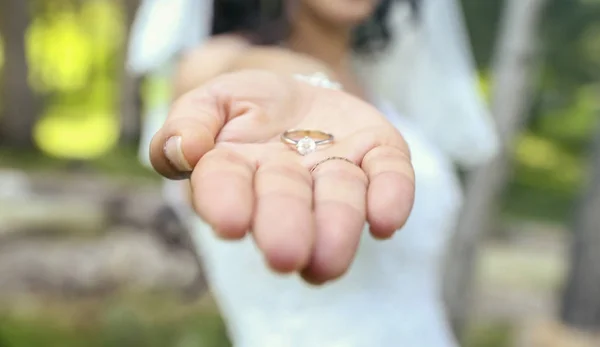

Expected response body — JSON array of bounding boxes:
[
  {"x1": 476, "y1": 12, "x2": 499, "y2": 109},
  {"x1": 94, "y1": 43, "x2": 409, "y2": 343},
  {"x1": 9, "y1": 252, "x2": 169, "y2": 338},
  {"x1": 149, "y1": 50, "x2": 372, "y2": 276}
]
[
  {"x1": 127, "y1": 0, "x2": 499, "y2": 169},
  {"x1": 127, "y1": 0, "x2": 213, "y2": 211},
  {"x1": 356, "y1": 0, "x2": 499, "y2": 168},
  {"x1": 127, "y1": 0, "x2": 212, "y2": 76},
  {"x1": 127, "y1": 0, "x2": 212, "y2": 169}
]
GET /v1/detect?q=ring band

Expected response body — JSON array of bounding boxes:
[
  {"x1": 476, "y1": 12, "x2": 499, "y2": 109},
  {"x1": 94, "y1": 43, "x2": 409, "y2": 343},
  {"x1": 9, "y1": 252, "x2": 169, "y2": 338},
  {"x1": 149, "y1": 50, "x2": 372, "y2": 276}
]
[
  {"x1": 281, "y1": 129, "x2": 334, "y2": 155},
  {"x1": 310, "y1": 156, "x2": 356, "y2": 173}
]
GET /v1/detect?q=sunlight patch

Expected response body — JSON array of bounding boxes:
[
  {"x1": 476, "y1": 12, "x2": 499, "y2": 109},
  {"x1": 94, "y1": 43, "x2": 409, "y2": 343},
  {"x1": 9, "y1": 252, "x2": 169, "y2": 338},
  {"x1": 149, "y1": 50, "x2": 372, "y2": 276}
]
[{"x1": 34, "y1": 107, "x2": 118, "y2": 159}]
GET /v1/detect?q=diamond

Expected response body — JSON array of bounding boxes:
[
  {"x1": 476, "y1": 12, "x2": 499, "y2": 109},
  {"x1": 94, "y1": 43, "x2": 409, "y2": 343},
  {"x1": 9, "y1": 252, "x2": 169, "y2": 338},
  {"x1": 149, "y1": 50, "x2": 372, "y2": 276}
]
[{"x1": 296, "y1": 136, "x2": 317, "y2": 155}]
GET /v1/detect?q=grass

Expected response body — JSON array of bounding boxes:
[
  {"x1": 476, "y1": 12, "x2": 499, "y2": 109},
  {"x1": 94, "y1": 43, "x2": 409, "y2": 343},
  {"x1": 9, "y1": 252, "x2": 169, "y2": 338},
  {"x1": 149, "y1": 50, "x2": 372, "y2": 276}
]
[
  {"x1": 465, "y1": 321, "x2": 515, "y2": 347},
  {"x1": 0, "y1": 293, "x2": 520, "y2": 347},
  {"x1": 0, "y1": 293, "x2": 231, "y2": 347},
  {"x1": 0, "y1": 146, "x2": 160, "y2": 181}
]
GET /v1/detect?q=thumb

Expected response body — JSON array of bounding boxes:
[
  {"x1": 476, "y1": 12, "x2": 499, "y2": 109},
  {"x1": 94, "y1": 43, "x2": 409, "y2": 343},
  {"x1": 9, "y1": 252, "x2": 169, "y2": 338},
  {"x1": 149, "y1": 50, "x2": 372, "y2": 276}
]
[
  {"x1": 150, "y1": 86, "x2": 224, "y2": 179},
  {"x1": 149, "y1": 70, "x2": 303, "y2": 179}
]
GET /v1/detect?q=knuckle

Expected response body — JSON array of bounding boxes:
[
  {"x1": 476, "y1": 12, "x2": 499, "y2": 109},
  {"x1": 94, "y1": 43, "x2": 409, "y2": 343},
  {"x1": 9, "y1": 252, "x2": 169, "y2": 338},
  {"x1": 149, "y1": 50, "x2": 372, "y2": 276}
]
[
  {"x1": 172, "y1": 88, "x2": 215, "y2": 116},
  {"x1": 258, "y1": 161, "x2": 312, "y2": 186},
  {"x1": 203, "y1": 148, "x2": 251, "y2": 166},
  {"x1": 163, "y1": 115, "x2": 214, "y2": 139},
  {"x1": 194, "y1": 148, "x2": 255, "y2": 179},
  {"x1": 314, "y1": 174, "x2": 367, "y2": 213},
  {"x1": 362, "y1": 146, "x2": 414, "y2": 182},
  {"x1": 364, "y1": 126, "x2": 411, "y2": 160},
  {"x1": 313, "y1": 163, "x2": 367, "y2": 187},
  {"x1": 256, "y1": 161, "x2": 313, "y2": 198}
]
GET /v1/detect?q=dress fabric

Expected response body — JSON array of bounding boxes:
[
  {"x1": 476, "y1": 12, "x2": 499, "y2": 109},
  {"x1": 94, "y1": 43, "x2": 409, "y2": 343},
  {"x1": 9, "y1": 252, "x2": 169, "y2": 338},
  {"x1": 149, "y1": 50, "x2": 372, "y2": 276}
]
[{"x1": 190, "y1": 100, "x2": 462, "y2": 347}]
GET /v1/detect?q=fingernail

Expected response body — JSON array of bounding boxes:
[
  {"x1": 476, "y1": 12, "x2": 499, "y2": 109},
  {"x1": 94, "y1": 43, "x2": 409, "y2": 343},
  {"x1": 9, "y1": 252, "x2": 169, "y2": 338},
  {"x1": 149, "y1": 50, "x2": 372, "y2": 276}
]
[{"x1": 164, "y1": 136, "x2": 193, "y2": 172}]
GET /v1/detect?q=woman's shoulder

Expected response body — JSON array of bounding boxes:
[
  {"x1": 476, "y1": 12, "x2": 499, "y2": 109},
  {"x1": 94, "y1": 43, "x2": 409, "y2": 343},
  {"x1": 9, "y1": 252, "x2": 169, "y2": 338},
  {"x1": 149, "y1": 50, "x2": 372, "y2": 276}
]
[
  {"x1": 175, "y1": 35, "x2": 337, "y2": 96},
  {"x1": 173, "y1": 35, "x2": 252, "y2": 96},
  {"x1": 180, "y1": 34, "x2": 251, "y2": 68}
]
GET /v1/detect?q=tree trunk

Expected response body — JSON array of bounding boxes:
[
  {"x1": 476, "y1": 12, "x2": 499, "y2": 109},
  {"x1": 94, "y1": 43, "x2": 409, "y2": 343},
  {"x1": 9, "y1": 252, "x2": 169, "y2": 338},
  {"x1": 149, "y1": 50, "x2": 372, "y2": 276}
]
[
  {"x1": 560, "y1": 113, "x2": 600, "y2": 331},
  {"x1": 0, "y1": 0, "x2": 38, "y2": 149},
  {"x1": 443, "y1": 0, "x2": 549, "y2": 337},
  {"x1": 118, "y1": 0, "x2": 142, "y2": 146}
]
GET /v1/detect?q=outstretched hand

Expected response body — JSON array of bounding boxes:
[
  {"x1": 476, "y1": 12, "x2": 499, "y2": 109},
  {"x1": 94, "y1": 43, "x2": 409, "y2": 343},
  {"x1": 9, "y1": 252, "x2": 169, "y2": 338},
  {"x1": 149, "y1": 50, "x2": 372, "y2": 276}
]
[{"x1": 150, "y1": 70, "x2": 415, "y2": 284}]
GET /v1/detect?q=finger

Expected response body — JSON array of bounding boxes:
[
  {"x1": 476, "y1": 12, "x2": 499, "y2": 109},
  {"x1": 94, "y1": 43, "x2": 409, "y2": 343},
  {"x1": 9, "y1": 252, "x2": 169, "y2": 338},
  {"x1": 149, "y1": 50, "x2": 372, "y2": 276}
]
[
  {"x1": 253, "y1": 158, "x2": 315, "y2": 274},
  {"x1": 150, "y1": 70, "x2": 287, "y2": 179},
  {"x1": 362, "y1": 145, "x2": 415, "y2": 239},
  {"x1": 301, "y1": 159, "x2": 367, "y2": 284},
  {"x1": 191, "y1": 148, "x2": 256, "y2": 239},
  {"x1": 150, "y1": 87, "x2": 225, "y2": 179}
]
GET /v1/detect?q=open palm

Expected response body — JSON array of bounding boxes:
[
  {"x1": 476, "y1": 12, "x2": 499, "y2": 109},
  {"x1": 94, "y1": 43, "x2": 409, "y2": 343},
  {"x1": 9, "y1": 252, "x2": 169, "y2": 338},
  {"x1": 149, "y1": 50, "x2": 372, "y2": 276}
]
[{"x1": 150, "y1": 70, "x2": 415, "y2": 284}]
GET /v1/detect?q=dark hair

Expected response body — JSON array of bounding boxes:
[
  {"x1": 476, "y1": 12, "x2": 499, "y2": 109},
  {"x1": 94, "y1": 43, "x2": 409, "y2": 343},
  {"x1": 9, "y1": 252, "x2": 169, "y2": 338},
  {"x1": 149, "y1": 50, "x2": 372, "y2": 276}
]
[{"x1": 210, "y1": 0, "x2": 421, "y2": 55}]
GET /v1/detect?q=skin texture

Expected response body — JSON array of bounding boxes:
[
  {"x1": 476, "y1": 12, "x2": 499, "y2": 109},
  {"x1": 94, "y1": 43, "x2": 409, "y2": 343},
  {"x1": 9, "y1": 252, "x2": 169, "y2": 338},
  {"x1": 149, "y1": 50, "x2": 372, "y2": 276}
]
[
  {"x1": 151, "y1": 69, "x2": 414, "y2": 284},
  {"x1": 151, "y1": 1, "x2": 415, "y2": 284},
  {"x1": 297, "y1": 0, "x2": 379, "y2": 26}
]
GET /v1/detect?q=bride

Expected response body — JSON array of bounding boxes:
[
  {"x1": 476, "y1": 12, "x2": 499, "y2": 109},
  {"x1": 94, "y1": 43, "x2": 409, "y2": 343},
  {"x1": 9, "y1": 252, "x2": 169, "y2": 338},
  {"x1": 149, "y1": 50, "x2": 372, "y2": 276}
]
[{"x1": 128, "y1": 0, "x2": 499, "y2": 346}]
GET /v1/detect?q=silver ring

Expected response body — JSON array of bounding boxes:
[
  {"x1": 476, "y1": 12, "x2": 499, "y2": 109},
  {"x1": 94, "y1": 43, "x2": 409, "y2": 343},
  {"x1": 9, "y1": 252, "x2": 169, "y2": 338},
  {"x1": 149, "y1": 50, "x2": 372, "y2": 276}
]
[
  {"x1": 310, "y1": 156, "x2": 356, "y2": 173},
  {"x1": 280, "y1": 129, "x2": 334, "y2": 156}
]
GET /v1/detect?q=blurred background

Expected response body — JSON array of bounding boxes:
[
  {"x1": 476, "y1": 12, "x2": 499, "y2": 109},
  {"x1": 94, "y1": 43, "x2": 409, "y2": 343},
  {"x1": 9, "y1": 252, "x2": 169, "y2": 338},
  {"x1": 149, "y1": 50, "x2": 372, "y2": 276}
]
[{"x1": 0, "y1": 0, "x2": 599, "y2": 346}]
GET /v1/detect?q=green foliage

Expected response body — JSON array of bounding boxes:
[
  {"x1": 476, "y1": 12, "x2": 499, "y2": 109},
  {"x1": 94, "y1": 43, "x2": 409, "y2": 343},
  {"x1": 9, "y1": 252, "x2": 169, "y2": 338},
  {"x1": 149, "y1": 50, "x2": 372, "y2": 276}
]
[
  {"x1": 1, "y1": 0, "x2": 127, "y2": 158},
  {"x1": 505, "y1": 88, "x2": 599, "y2": 223},
  {"x1": 0, "y1": 36, "x2": 4, "y2": 70},
  {"x1": 26, "y1": 0, "x2": 124, "y2": 94},
  {"x1": 0, "y1": 295, "x2": 231, "y2": 347},
  {"x1": 535, "y1": 85, "x2": 600, "y2": 146},
  {"x1": 541, "y1": 0, "x2": 600, "y2": 91},
  {"x1": 460, "y1": 0, "x2": 600, "y2": 222},
  {"x1": 0, "y1": 147, "x2": 159, "y2": 180},
  {"x1": 503, "y1": 182, "x2": 576, "y2": 223},
  {"x1": 464, "y1": 321, "x2": 514, "y2": 347},
  {"x1": 460, "y1": 0, "x2": 504, "y2": 68},
  {"x1": 514, "y1": 131, "x2": 586, "y2": 195}
]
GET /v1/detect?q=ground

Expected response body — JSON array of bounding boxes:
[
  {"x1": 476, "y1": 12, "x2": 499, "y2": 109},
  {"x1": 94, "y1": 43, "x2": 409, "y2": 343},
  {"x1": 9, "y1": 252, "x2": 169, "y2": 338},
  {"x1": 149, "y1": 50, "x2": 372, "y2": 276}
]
[{"x1": 0, "y1": 166, "x2": 595, "y2": 347}]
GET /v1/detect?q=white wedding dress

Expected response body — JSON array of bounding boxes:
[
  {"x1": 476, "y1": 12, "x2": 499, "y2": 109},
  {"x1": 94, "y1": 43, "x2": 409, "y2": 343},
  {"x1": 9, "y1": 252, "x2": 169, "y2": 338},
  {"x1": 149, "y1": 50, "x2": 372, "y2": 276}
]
[
  {"x1": 127, "y1": 1, "x2": 499, "y2": 346},
  {"x1": 190, "y1": 99, "x2": 463, "y2": 347}
]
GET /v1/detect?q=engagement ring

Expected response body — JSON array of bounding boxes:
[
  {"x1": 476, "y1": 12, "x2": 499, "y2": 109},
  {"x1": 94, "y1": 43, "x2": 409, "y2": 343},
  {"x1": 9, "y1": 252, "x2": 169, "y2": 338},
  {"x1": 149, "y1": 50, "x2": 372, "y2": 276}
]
[
  {"x1": 281, "y1": 129, "x2": 334, "y2": 156},
  {"x1": 310, "y1": 156, "x2": 356, "y2": 173}
]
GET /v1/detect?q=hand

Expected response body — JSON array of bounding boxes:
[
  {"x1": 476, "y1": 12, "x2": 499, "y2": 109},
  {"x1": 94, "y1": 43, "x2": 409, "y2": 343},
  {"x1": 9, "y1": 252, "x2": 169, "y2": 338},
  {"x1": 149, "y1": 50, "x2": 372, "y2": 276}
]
[{"x1": 150, "y1": 70, "x2": 415, "y2": 284}]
